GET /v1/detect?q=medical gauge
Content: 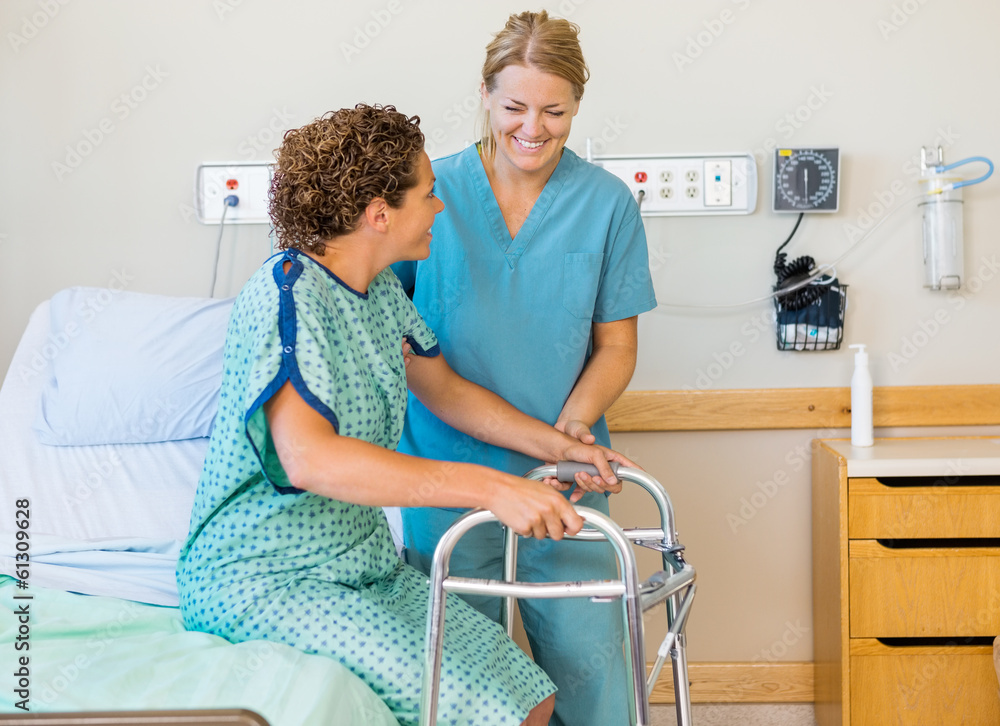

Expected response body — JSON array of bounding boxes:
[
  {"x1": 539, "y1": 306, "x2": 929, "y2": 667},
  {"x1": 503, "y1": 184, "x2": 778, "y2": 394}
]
[{"x1": 772, "y1": 148, "x2": 840, "y2": 213}]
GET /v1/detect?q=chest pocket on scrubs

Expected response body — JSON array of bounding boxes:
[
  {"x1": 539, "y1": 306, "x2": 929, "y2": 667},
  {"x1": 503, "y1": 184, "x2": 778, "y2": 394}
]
[{"x1": 562, "y1": 252, "x2": 604, "y2": 319}]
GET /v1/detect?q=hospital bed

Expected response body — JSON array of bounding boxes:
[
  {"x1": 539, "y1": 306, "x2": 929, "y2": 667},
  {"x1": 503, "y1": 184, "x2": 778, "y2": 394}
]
[{"x1": 0, "y1": 289, "x2": 398, "y2": 725}]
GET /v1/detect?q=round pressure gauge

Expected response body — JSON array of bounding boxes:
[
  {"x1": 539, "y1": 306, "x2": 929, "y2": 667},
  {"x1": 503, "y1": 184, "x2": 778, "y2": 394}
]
[{"x1": 773, "y1": 148, "x2": 840, "y2": 213}]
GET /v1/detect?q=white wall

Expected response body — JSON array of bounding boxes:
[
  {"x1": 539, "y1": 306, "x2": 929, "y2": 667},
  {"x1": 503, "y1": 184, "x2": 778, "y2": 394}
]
[{"x1": 2, "y1": 0, "x2": 999, "y2": 662}]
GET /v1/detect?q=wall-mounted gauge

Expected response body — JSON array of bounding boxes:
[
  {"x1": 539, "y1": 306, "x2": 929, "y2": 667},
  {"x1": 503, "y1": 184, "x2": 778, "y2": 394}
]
[{"x1": 772, "y1": 148, "x2": 840, "y2": 213}]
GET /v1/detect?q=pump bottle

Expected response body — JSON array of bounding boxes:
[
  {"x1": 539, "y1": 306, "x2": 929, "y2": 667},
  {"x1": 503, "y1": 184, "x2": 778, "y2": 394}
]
[{"x1": 849, "y1": 344, "x2": 873, "y2": 447}]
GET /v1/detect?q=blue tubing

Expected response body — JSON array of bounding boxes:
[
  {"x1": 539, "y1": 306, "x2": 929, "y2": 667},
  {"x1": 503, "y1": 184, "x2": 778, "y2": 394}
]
[{"x1": 935, "y1": 156, "x2": 994, "y2": 190}]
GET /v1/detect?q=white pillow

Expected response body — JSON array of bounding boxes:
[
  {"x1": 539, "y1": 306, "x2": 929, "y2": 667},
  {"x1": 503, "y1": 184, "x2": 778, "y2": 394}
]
[{"x1": 32, "y1": 287, "x2": 234, "y2": 445}]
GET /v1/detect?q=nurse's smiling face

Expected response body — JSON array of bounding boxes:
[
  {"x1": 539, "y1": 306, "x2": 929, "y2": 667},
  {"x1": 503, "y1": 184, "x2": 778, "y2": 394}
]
[{"x1": 482, "y1": 64, "x2": 580, "y2": 179}]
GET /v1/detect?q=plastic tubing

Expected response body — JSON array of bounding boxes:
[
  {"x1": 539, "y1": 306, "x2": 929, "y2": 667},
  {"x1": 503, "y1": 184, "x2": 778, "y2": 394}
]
[
  {"x1": 656, "y1": 154, "x2": 992, "y2": 310},
  {"x1": 656, "y1": 191, "x2": 929, "y2": 310},
  {"x1": 934, "y1": 156, "x2": 994, "y2": 191}
]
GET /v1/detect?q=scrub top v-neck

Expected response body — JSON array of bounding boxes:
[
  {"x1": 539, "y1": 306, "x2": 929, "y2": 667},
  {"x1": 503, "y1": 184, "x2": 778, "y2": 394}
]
[
  {"x1": 393, "y1": 143, "x2": 656, "y2": 480},
  {"x1": 470, "y1": 144, "x2": 567, "y2": 267}
]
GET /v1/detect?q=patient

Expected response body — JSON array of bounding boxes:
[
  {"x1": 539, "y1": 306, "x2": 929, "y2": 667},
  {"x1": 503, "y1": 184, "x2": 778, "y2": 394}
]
[{"x1": 175, "y1": 104, "x2": 631, "y2": 726}]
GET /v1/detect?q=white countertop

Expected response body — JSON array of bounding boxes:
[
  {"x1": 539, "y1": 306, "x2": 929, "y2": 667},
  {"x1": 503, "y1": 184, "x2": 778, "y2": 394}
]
[{"x1": 823, "y1": 438, "x2": 1000, "y2": 478}]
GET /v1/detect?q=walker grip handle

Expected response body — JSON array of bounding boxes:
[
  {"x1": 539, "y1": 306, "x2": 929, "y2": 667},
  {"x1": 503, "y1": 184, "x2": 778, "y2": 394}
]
[{"x1": 555, "y1": 461, "x2": 621, "y2": 483}]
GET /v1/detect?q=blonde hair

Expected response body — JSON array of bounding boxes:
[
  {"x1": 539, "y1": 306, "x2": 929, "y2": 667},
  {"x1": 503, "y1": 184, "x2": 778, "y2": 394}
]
[{"x1": 479, "y1": 10, "x2": 590, "y2": 157}]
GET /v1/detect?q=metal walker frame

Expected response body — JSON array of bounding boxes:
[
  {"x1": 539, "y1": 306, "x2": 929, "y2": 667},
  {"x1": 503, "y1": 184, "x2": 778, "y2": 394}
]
[{"x1": 420, "y1": 464, "x2": 696, "y2": 725}]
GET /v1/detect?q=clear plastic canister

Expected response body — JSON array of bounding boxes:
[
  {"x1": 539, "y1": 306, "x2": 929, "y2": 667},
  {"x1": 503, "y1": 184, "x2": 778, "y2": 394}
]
[{"x1": 918, "y1": 176, "x2": 963, "y2": 290}]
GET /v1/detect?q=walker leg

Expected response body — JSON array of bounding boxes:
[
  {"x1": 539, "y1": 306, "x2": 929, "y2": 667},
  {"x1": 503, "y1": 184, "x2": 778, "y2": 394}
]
[
  {"x1": 671, "y1": 632, "x2": 693, "y2": 726},
  {"x1": 621, "y1": 597, "x2": 650, "y2": 726}
]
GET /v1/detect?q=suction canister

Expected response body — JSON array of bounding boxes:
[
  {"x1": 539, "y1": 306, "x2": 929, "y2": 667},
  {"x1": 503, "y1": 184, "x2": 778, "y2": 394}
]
[
  {"x1": 919, "y1": 147, "x2": 963, "y2": 290},
  {"x1": 918, "y1": 147, "x2": 994, "y2": 291}
]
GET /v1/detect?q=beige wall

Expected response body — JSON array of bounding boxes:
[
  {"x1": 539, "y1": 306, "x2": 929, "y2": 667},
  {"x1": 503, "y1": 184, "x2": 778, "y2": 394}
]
[{"x1": 3, "y1": 0, "x2": 1000, "y2": 661}]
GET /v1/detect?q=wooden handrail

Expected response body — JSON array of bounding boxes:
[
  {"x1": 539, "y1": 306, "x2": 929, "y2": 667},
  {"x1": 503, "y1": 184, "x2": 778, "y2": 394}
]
[{"x1": 606, "y1": 385, "x2": 1000, "y2": 432}]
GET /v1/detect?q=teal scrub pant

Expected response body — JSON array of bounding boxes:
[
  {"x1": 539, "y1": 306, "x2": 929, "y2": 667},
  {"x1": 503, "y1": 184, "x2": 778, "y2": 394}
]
[{"x1": 402, "y1": 491, "x2": 630, "y2": 726}]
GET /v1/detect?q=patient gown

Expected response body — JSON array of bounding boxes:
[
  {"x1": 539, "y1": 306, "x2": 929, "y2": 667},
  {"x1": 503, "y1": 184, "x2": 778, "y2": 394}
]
[{"x1": 176, "y1": 249, "x2": 554, "y2": 726}]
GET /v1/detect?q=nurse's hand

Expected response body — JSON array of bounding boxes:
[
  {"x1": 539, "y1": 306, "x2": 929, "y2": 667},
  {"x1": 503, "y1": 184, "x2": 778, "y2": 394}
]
[
  {"x1": 544, "y1": 442, "x2": 641, "y2": 503},
  {"x1": 402, "y1": 337, "x2": 413, "y2": 369},
  {"x1": 555, "y1": 418, "x2": 596, "y2": 445}
]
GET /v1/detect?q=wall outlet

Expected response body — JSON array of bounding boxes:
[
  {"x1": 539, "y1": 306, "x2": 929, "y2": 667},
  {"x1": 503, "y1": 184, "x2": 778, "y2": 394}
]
[
  {"x1": 593, "y1": 153, "x2": 757, "y2": 216},
  {"x1": 195, "y1": 162, "x2": 273, "y2": 224}
]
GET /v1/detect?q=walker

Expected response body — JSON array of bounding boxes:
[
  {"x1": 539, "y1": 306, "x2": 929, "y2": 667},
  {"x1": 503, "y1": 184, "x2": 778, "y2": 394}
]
[{"x1": 420, "y1": 463, "x2": 696, "y2": 726}]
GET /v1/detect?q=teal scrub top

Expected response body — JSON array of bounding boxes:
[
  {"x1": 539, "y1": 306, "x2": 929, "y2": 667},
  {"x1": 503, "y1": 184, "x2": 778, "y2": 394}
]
[{"x1": 393, "y1": 144, "x2": 656, "y2": 480}]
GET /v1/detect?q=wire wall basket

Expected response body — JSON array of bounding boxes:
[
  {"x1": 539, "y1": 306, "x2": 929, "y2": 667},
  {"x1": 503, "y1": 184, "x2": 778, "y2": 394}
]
[{"x1": 774, "y1": 276, "x2": 847, "y2": 351}]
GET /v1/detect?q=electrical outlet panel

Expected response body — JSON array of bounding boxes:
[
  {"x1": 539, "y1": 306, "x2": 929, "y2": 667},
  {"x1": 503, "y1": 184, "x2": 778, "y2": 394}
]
[
  {"x1": 593, "y1": 153, "x2": 757, "y2": 216},
  {"x1": 195, "y1": 162, "x2": 273, "y2": 224}
]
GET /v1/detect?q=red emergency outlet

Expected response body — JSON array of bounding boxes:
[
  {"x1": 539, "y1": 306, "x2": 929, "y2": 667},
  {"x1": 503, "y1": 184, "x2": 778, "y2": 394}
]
[
  {"x1": 226, "y1": 179, "x2": 239, "y2": 190},
  {"x1": 634, "y1": 171, "x2": 647, "y2": 183}
]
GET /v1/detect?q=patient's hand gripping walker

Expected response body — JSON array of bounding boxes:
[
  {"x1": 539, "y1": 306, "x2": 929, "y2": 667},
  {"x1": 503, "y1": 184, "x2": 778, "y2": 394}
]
[{"x1": 420, "y1": 463, "x2": 697, "y2": 726}]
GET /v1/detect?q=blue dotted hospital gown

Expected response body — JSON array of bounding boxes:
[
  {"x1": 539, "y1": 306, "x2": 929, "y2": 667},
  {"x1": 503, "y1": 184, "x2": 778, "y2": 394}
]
[{"x1": 176, "y1": 249, "x2": 554, "y2": 726}]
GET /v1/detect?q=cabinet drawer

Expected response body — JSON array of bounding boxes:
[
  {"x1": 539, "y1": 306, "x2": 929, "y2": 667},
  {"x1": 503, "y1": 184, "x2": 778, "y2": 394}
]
[
  {"x1": 849, "y1": 540, "x2": 1000, "y2": 637},
  {"x1": 850, "y1": 639, "x2": 999, "y2": 726},
  {"x1": 849, "y1": 478, "x2": 1000, "y2": 539}
]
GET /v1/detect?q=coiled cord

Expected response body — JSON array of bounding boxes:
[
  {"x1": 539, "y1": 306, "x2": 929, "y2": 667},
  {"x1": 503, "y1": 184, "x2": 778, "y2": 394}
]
[{"x1": 772, "y1": 213, "x2": 824, "y2": 310}]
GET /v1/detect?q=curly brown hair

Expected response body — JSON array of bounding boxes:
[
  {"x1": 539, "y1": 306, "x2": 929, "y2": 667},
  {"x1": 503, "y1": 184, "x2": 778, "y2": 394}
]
[{"x1": 268, "y1": 104, "x2": 424, "y2": 254}]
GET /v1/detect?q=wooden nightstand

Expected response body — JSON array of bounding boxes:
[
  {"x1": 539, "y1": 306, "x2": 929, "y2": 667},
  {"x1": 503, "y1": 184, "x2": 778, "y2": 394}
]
[{"x1": 812, "y1": 438, "x2": 1000, "y2": 725}]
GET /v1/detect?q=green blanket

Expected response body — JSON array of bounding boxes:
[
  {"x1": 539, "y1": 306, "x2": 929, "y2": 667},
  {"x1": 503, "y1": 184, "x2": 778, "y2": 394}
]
[{"x1": 0, "y1": 577, "x2": 399, "y2": 725}]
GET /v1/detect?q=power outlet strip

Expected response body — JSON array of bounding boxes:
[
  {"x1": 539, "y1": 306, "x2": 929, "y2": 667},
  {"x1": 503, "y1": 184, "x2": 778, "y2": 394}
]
[{"x1": 594, "y1": 153, "x2": 757, "y2": 216}]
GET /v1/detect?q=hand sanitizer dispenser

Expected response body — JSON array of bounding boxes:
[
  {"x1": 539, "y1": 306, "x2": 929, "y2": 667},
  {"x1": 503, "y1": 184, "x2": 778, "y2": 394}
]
[{"x1": 849, "y1": 344, "x2": 873, "y2": 447}]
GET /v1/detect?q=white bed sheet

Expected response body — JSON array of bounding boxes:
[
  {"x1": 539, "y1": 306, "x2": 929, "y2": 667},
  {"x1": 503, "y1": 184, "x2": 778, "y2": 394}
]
[{"x1": 0, "y1": 301, "x2": 207, "y2": 605}]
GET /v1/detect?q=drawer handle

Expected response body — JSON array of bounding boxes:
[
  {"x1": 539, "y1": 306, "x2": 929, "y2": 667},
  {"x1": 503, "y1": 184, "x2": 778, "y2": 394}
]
[
  {"x1": 876, "y1": 475, "x2": 1000, "y2": 488},
  {"x1": 878, "y1": 636, "x2": 995, "y2": 648},
  {"x1": 876, "y1": 537, "x2": 1000, "y2": 549}
]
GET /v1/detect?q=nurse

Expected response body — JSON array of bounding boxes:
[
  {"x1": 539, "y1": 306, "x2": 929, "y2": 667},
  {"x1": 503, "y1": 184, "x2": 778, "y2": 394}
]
[{"x1": 393, "y1": 10, "x2": 657, "y2": 726}]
